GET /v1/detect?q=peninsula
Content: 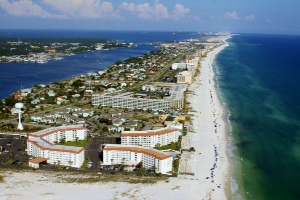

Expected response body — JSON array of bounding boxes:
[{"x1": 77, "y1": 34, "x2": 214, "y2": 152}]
[
  {"x1": 0, "y1": 34, "x2": 231, "y2": 200},
  {"x1": 0, "y1": 38, "x2": 135, "y2": 63}
]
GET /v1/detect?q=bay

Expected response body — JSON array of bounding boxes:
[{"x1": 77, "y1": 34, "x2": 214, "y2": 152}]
[{"x1": 0, "y1": 30, "x2": 198, "y2": 99}]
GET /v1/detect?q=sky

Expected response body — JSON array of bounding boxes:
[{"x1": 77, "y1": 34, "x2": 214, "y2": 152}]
[{"x1": 0, "y1": 0, "x2": 300, "y2": 34}]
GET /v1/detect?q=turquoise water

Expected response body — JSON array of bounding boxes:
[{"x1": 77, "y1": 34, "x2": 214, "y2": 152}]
[{"x1": 215, "y1": 34, "x2": 300, "y2": 200}]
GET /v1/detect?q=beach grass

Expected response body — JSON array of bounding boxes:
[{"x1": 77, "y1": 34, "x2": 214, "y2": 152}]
[
  {"x1": 0, "y1": 175, "x2": 4, "y2": 183},
  {"x1": 61, "y1": 173, "x2": 167, "y2": 184},
  {"x1": 155, "y1": 142, "x2": 180, "y2": 151}
]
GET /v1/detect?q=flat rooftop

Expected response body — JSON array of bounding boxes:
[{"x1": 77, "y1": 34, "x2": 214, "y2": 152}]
[
  {"x1": 29, "y1": 157, "x2": 48, "y2": 164},
  {"x1": 103, "y1": 144, "x2": 172, "y2": 160},
  {"x1": 28, "y1": 124, "x2": 85, "y2": 137},
  {"x1": 121, "y1": 127, "x2": 179, "y2": 137},
  {"x1": 28, "y1": 138, "x2": 84, "y2": 154}
]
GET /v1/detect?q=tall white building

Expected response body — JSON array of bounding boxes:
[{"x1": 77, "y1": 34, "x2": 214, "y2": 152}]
[
  {"x1": 103, "y1": 144, "x2": 173, "y2": 174},
  {"x1": 27, "y1": 125, "x2": 87, "y2": 168},
  {"x1": 171, "y1": 63, "x2": 187, "y2": 70},
  {"x1": 121, "y1": 127, "x2": 181, "y2": 148}
]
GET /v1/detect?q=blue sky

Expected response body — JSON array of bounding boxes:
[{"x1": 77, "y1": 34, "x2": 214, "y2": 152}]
[{"x1": 0, "y1": 0, "x2": 300, "y2": 34}]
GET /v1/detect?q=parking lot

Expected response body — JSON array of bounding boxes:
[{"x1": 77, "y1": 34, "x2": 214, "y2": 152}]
[
  {"x1": 0, "y1": 134, "x2": 123, "y2": 172},
  {"x1": 85, "y1": 136, "x2": 120, "y2": 171},
  {"x1": 0, "y1": 134, "x2": 29, "y2": 165}
]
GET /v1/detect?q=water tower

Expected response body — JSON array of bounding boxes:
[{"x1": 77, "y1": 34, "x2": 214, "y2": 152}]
[{"x1": 15, "y1": 103, "x2": 24, "y2": 130}]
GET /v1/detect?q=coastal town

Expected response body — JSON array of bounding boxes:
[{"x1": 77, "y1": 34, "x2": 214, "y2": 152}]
[
  {"x1": 0, "y1": 38, "x2": 135, "y2": 63},
  {"x1": 0, "y1": 34, "x2": 231, "y2": 199}
]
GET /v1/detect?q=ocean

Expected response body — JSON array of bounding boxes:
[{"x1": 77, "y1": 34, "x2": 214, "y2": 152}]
[
  {"x1": 0, "y1": 30, "x2": 198, "y2": 99},
  {"x1": 215, "y1": 34, "x2": 300, "y2": 200}
]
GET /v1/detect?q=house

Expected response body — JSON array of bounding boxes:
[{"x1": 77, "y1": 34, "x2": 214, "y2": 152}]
[
  {"x1": 56, "y1": 96, "x2": 68, "y2": 105},
  {"x1": 107, "y1": 88, "x2": 116, "y2": 93},
  {"x1": 48, "y1": 90, "x2": 56, "y2": 97},
  {"x1": 142, "y1": 85, "x2": 157, "y2": 92},
  {"x1": 45, "y1": 48, "x2": 56, "y2": 53},
  {"x1": 84, "y1": 90, "x2": 93, "y2": 97},
  {"x1": 71, "y1": 94, "x2": 81, "y2": 98},
  {"x1": 31, "y1": 98, "x2": 41, "y2": 105},
  {"x1": 120, "y1": 83, "x2": 127, "y2": 87}
]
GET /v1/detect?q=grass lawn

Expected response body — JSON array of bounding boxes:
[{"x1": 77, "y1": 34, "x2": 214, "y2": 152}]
[
  {"x1": 155, "y1": 142, "x2": 180, "y2": 151},
  {"x1": 58, "y1": 140, "x2": 86, "y2": 147}
]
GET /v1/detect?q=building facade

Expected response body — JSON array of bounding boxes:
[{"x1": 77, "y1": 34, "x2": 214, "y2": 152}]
[
  {"x1": 28, "y1": 125, "x2": 87, "y2": 143},
  {"x1": 27, "y1": 125, "x2": 87, "y2": 168},
  {"x1": 121, "y1": 127, "x2": 181, "y2": 148},
  {"x1": 176, "y1": 71, "x2": 192, "y2": 84},
  {"x1": 102, "y1": 144, "x2": 173, "y2": 174},
  {"x1": 91, "y1": 94, "x2": 170, "y2": 111}
]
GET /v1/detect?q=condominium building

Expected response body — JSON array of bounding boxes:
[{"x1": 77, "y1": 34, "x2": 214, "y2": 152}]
[
  {"x1": 164, "y1": 85, "x2": 186, "y2": 109},
  {"x1": 102, "y1": 144, "x2": 173, "y2": 174},
  {"x1": 27, "y1": 125, "x2": 87, "y2": 168},
  {"x1": 28, "y1": 125, "x2": 87, "y2": 143},
  {"x1": 176, "y1": 71, "x2": 192, "y2": 84},
  {"x1": 171, "y1": 63, "x2": 187, "y2": 70},
  {"x1": 91, "y1": 94, "x2": 170, "y2": 111},
  {"x1": 121, "y1": 127, "x2": 181, "y2": 148}
]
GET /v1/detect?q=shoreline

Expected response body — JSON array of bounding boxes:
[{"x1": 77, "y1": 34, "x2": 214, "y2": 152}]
[{"x1": 179, "y1": 35, "x2": 232, "y2": 199}]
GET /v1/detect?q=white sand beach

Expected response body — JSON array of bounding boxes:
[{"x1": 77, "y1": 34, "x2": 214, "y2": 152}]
[{"x1": 0, "y1": 36, "x2": 231, "y2": 200}]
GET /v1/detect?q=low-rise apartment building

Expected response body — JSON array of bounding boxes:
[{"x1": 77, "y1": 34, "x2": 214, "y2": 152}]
[
  {"x1": 92, "y1": 94, "x2": 170, "y2": 111},
  {"x1": 121, "y1": 127, "x2": 181, "y2": 148},
  {"x1": 27, "y1": 125, "x2": 87, "y2": 168},
  {"x1": 102, "y1": 144, "x2": 173, "y2": 174},
  {"x1": 28, "y1": 125, "x2": 87, "y2": 143}
]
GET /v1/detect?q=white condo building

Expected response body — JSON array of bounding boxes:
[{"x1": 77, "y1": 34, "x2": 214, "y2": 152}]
[
  {"x1": 121, "y1": 127, "x2": 181, "y2": 148},
  {"x1": 91, "y1": 94, "x2": 170, "y2": 111},
  {"x1": 27, "y1": 125, "x2": 87, "y2": 168},
  {"x1": 103, "y1": 144, "x2": 173, "y2": 174}
]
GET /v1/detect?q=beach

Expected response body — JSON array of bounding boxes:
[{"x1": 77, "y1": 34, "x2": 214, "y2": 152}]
[{"x1": 0, "y1": 36, "x2": 231, "y2": 200}]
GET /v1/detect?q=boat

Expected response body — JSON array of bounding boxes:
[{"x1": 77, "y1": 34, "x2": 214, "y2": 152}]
[{"x1": 37, "y1": 59, "x2": 47, "y2": 64}]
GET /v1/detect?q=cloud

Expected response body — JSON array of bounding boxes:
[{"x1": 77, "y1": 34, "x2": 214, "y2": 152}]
[
  {"x1": 173, "y1": 4, "x2": 190, "y2": 18},
  {"x1": 43, "y1": 0, "x2": 120, "y2": 19},
  {"x1": 244, "y1": 15, "x2": 255, "y2": 21},
  {"x1": 224, "y1": 11, "x2": 255, "y2": 21},
  {"x1": 224, "y1": 11, "x2": 240, "y2": 20},
  {"x1": 0, "y1": 0, "x2": 54, "y2": 17},
  {"x1": 120, "y1": 2, "x2": 190, "y2": 20},
  {"x1": 0, "y1": 0, "x2": 191, "y2": 20}
]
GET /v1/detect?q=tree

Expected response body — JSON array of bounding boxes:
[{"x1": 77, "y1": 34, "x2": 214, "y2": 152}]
[
  {"x1": 4, "y1": 96, "x2": 17, "y2": 107},
  {"x1": 60, "y1": 137, "x2": 66, "y2": 143},
  {"x1": 99, "y1": 118, "x2": 112, "y2": 125},
  {"x1": 102, "y1": 126, "x2": 109, "y2": 132},
  {"x1": 71, "y1": 79, "x2": 84, "y2": 88}
]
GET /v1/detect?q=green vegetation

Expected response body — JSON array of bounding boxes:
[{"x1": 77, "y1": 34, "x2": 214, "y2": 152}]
[
  {"x1": 0, "y1": 175, "x2": 4, "y2": 183},
  {"x1": 155, "y1": 142, "x2": 180, "y2": 151},
  {"x1": 0, "y1": 38, "x2": 108, "y2": 56},
  {"x1": 57, "y1": 140, "x2": 86, "y2": 147},
  {"x1": 0, "y1": 123, "x2": 43, "y2": 132},
  {"x1": 62, "y1": 172, "x2": 167, "y2": 184},
  {"x1": 173, "y1": 159, "x2": 179, "y2": 173},
  {"x1": 81, "y1": 159, "x2": 89, "y2": 168}
]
